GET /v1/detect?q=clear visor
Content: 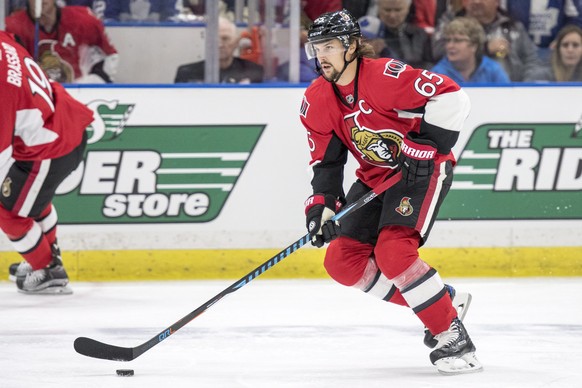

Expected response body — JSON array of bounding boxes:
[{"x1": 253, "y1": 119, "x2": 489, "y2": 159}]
[{"x1": 304, "y1": 39, "x2": 347, "y2": 60}]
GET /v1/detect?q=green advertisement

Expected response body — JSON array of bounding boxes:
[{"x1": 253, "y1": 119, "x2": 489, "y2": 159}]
[
  {"x1": 440, "y1": 122, "x2": 582, "y2": 220},
  {"x1": 54, "y1": 101, "x2": 265, "y2": 224}
]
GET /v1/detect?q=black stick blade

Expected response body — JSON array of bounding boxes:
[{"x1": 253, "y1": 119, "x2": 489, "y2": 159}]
[{"x1": 74, "y1": 337, "x2": 134, "y2": 361}]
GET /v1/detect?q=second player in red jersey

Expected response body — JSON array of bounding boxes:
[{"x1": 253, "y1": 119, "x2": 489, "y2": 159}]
[
  {"x1": 6, "y1": 0, "x2": 118, "y2": 83},
  {"x1": 0, "y1": 30, "x2": 94, "y2": 294},
  {"x1": 300, "y1": 10, "x2": 482, "y2": 375}
]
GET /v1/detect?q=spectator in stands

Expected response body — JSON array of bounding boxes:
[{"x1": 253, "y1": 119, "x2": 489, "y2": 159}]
[
  {"x1": 5, "y1": 0, "x2": 119, "y2": 83},
  {"x1": 302, "y1": 0, "x2": 342, "y2": 22},
  {"x1": 104, "y1": 0, "x2": 178, "y2": 22},
  {"x1": 346, "y1": 0, "x2": 437, "y2": 34},
  {"x1": 179, "y1": 0, "x2": 241, "y2": 21},
  {"x1": 60, "y1": 1, "x2": 109, "y2": 20},
  {"x1": 432, "y1": 0, "x2": 542, "y2": 81},
  {"x1": 342, "y1": 0, "x2": 378, "y2": 20},
  {"x1": 410, "y1": 0, "x2": 437, "y2": 34},
  {"x1": 174, "y1": 16, "x2": 264, "y2": 83},
  {"x1": 63, "y1": 1, "x2": 136, "y2": 21},
  {"x1": 8, "y1": 0, "x2": 27, "y2": 13},
  {"x1": 276, "y1": 27, "x2": 318, "y2": 83},
  {"x1": 431, "y1": 16, "x2": 510, "y2": 83},
  {"x1": 529, "y1": 24, "x2": 582, "y2": 82},
  {"x1": 179, "y1": 0, "x2": 204, "y2": 18},
  {"x1": 500, "y1": 0, "x2": 582, "y2": 62},
  {"x1": 358, "y1": 15, "x2": 395, "y2": 58},
  {"x1": 435, "y1": 0, "x2": 463, "y2": 23},
  {"x1": 371, "y1": 0, "x2": 434, "y2": 68}
]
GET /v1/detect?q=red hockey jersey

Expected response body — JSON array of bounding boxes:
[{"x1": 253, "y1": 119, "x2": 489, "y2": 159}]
[
  {"x1": 299, "y1": 57, "x2": 470, "y2": 196},
  {"x1": 5, "y1": 6, "x2": 117, "y2": 83},
  {"x1": 0, "y1": 31, "x2": 94, "y2": 165}
]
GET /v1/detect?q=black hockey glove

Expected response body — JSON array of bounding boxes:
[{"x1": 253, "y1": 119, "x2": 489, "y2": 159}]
[
  {"x1": 398, "y1": 133, "x2": 438, "y2": 186},
  {"x1": 304, "y1": 194, "x2": 342, "y2": 248}
]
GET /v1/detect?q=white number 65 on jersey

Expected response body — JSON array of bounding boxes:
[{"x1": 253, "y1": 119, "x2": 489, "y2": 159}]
[{"x1": 414, "y1": 70, "x2": 444, "y2": 97}]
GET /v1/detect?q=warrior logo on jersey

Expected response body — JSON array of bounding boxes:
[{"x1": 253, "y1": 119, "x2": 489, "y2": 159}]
[
  {"x1": 300, "y1": 96, "x2": 310, "y2": 118},
  {"x1": 383, "y1": 59, "x2": 407, "y2": 79},
  {"x1": 345, "y1": 112, "x2": 401, "y2": 168},
  {"x1": 395, "y1": 196, "x2": 413, "y2": 216}
]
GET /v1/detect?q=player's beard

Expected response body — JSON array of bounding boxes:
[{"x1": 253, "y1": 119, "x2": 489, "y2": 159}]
[{"x1": 320, "y1": 62, "x2": 341, "y2": 82}]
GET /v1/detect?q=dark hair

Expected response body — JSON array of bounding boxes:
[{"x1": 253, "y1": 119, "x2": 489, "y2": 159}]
[{"x1": 355, "y1": 38, "x2": 376, "y2": 59}]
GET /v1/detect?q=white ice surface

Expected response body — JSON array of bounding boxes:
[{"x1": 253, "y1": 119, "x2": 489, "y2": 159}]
[{"x1": 1, "y1": 278, "x2": 581, "y2": 388}]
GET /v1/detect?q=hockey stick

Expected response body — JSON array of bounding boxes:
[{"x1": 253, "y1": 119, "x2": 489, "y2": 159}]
[
  {"x1": 74, "y1": 172, "x2": 402, "y2": 362},
  {"x1": 33, "y1": 0, "x2": 42, "y2": 61}
]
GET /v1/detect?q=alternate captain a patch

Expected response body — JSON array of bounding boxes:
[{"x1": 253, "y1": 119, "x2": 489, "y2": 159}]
[
  {"x1": 300, "y1": 96, "x2": 310, "y2": 118},
  {"x1": 395, "y1": 196, "x2": 413, "y2": 216}
]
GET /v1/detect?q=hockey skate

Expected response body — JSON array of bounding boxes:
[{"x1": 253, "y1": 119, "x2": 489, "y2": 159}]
[
  {"x1": 8, "y1": 261, "x2": 32, "y2": 282},
  {"x1": 8, "y1": 243, "x2": 63, "y2": 282},
  {"x1": 429, "y1": 317, "x2": 483, "y2": 375},
  {"x1": 423, "y1": 284, "x2": 472, "y2": 348},
  {"x1": 16, "y1": 244, "x2": 72, "y2": 295}
]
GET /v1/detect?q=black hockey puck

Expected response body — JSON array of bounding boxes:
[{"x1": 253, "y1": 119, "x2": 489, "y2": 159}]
[{"x1": 116, "y1": 369, "x2": 134, "y2": 377}]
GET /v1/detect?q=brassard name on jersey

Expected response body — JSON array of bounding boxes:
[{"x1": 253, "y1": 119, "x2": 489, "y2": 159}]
[{"x1": 2, "y1": 42, "x2": 23, "y2": 87}]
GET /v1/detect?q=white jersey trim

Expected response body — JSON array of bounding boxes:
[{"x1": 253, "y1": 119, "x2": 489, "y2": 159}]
[
  {"x1": 18, "y1": 159, "x2": 51, "y2": 218},
  {"x1": 421, "y1": 162, "x2": 448, "y2": 237},
  {"x1": 11, "y1": 221, "x2": 42, "y2": 253},
  {"x1": 424, "y1": 89, "x2": 471, "y2": 133},
  {"x1": 0, "y1": 146, "x2": 14, "y2": 183}
]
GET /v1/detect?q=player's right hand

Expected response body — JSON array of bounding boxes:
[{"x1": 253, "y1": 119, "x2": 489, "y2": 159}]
[
  {"x1": 304, "y1": 194, "x2": 342, "y2": 248},
  {"x1": 398, "y1": 133, "x2": 438, "y2": 186}
]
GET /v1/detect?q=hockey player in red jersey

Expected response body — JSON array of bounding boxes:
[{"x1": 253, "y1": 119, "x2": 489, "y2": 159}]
[
  {"x1": 300, "y1": 10, "x2": 483, "y2": 374},
  {"x1": 0, "y1": 31, "x2": 94, "y2": 294},
  {"x1": 5, "y1": 0, "x2": 118, "y2": 83}
]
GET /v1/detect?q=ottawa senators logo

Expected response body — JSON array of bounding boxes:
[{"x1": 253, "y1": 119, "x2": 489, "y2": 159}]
[
  {"x1": 395, "y1": 196, "x2": 413, "y2": 216},
  {"x1": 2, "y1": 177, "x2": 11, "y2": 198},
  {"x1": 383, "y1": 59, "x2": 407, "y2": 78},
  {"x1": 345, "y1": 112, "x2": 401, "y2": 168},
  {"x1": 36, "y1": 41, "x2": 75, "y2": 83}
]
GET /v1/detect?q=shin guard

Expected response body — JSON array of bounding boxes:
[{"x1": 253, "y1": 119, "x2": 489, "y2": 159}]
[{"x1": 353, "y1": 257, "x2": 407, "y2": 306}]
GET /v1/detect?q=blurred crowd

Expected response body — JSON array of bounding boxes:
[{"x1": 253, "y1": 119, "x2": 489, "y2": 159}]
[{"x1": 5, "y1": 0, "x2": 582, "y2": 84}]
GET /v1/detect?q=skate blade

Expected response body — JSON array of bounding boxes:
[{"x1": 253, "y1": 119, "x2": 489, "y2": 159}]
[
  {"x1": 18, "y1": 285, "x2": 73, "y2": 295},
  {"x1": 453, "y1": 292, "x2": 472, "y2": 321},
  {"x1": 435, "y1": 352, "x2": 483, "y2": 375}
]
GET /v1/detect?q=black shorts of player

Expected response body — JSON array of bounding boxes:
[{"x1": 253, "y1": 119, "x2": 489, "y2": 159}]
[
  {"x1": 339, "y1": 161, "x2": 454, "y2": 247},
  {"x1": 0, "y1": 131, "x2": 87, "y2": 218}
]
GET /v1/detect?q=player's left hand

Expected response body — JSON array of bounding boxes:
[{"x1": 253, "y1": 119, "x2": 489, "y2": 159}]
[
  {"x1": 304, "y1": 194, "x2": 342, "y2": 247},
  {"x1": 398, "y1": 133, "x2": 438, "y2": 186}
]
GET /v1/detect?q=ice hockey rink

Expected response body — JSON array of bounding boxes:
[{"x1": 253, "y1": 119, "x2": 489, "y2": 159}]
[{"x1": 1, "y1": 277, "x2": 581, "y2": 388}]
